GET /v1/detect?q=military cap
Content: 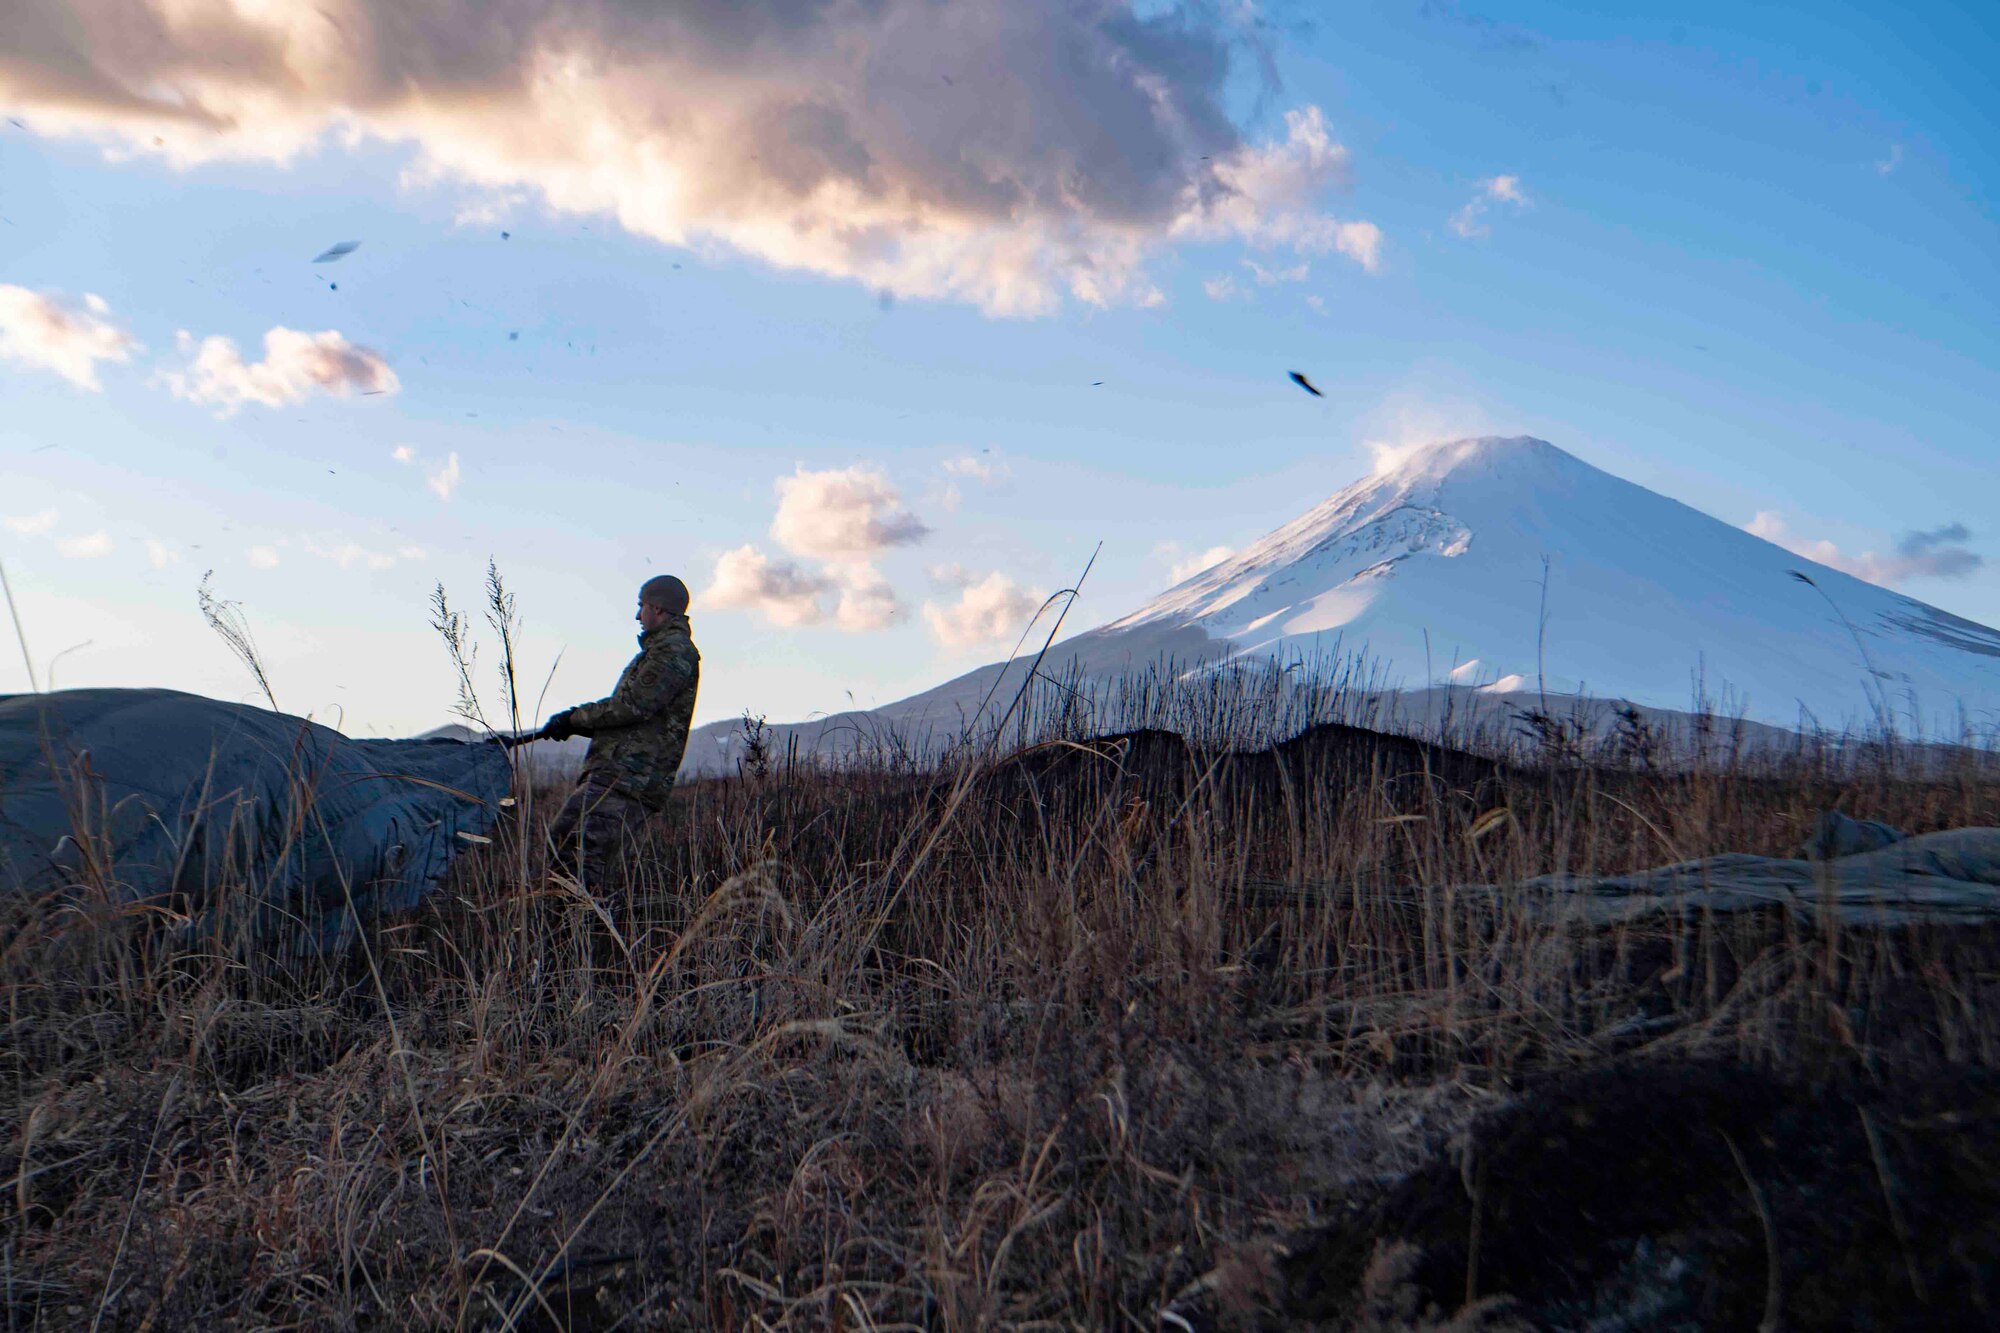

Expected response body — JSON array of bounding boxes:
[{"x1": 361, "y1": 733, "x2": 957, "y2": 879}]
[{"x1": 639, "y1": 574, "x2": 690, "y2": 614}]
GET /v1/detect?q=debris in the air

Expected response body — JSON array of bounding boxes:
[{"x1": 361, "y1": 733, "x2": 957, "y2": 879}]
[
  {"x1": 313, "y1": 240, "x2": 360, "y2": 263},
  {"x1": 508, "y1": 331, "x2": 519, "y2": 341},
  {"x1": 1288, "y1": 371, "x2": 1323, "y2": 397},
  {"x1": 500, "y1": 231, "x2": 510, "y2": 239},
  {"x1": 328, "y1": 282, "x2": 338, "y2": 291},
  {"x1": 1092, "y1": 381, "x2": 1104, "y2": 386},
  {"x1": 7, "y1": 119, "x2": 24, "y2": 129}
]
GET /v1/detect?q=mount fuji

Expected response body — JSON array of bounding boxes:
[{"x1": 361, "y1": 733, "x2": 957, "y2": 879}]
[{"x1": 685, "y1": 436, "x2": 2000, "y2": 771}]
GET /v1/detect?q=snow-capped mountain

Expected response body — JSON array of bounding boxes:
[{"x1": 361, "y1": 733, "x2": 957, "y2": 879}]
[
  {"x1": 1107, "y1": 435, "x2": 1999, "y2": 730},
  {"x1": 686, "y1": 436, "x2": 2000, "y2": 771}
]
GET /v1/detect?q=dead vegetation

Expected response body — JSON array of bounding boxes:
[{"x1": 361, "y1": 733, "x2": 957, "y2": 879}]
[{"x1": 5, "y1": 692, "x2": 2000, "y2": 1329}]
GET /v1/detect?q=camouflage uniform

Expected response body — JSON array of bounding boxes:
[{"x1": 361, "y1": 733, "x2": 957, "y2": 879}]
[{"x1": 548, "y1": 613, "x2": 701, "y2": 887}]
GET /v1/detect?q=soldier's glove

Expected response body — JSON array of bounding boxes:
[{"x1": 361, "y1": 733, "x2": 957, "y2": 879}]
[{"x1": 541, "y1": 709, "x2": 577, "y2": 741}]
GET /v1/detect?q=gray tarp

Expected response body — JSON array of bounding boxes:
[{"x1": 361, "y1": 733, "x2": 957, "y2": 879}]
[
  {"x1": 0, "y1": 688, "x2": 512, "y2": 950},
  {"x1": 1504, "y1": 821, "x2": 2000, "y2": 926}
]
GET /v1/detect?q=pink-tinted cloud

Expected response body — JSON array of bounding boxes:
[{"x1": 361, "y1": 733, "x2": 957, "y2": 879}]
[
  {"x1": 2, "y1": 0, "x2": 1378, "y2": 313},
  {"x1": 0, "y1": 286, "x2": 138, "y2": 389},
  {"x1": 770, "y1": 466, "x2": 929, "y2": 563},
  {"x1": 923, "y1": 571, "x2": 1045, "y2": 648},
  {"x1": 160, "y1": 326, "x2": 399, "y2": 414},
  {"x1": 703, "y1": 544, "x2": 835, "y2": 628}
]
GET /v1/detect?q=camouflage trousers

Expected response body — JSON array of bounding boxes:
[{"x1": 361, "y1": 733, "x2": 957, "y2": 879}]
[{"x1": 547, "y1": 776, "x2": 652, "y2": 895}]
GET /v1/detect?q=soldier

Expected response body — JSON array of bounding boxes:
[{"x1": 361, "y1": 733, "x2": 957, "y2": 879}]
[{"x1": 541, "y1": 574, "x2": 701, "y2": 896}]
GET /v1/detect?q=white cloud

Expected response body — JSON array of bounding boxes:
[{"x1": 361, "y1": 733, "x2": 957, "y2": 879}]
[
  {"x1": 57, "y1": 530, "x2": 114, "y2": 559},
  {"x1": 1243, "y1": 258, "x2": 1309, "y2": 285},
  {"x1": 1360, "y1": 397, "x2": 1497, "y2": 477},
  {"x1": 1173, "y1": 107, "x2": 1381, "y2": 275},
  {"x1": 248, "y1": 545, "x2": 282, "y2": 569},
  {"x1": 770, "y1": 466, "x2": 928, "y2": 562},
  {"x1": 160, "y1": 326, "x2": 399, "y2": 414},
  {"x1": 396, "y1": 544, "x2": 428, "y2": 560},
  {"x1": 928, "y1": 562, "x2": 974, "y2": 589},
  {"x1": 1747, "y1": 512, "x2": 1983, "y2": 588},
  {"x1": 703, "y1": 544, "x2": 835, "y2": 628},
  {"x1": 923, "y1": 572, "x2": 1045, "y2": 648},
  {"x1": 146, "y1": 539, "x2": 178, "y2": 569},
  {"x1": 1448, "y1": 206, "x2": 1488, "y2": 240},
  {"x1": 1202, "y1": 274, "x2": 1246, "y2": 302},
  {"x1": 3, "y1": 510, "x2": 60, "y2": 537},
  {"x1": 1305, "y1": 294, "x2": 1328, "y2": 315},
  {"x1": 391, "y1": 444, "x2": 460, "y2": 501},
  {"x1": 832, "y1": 563, "x2": 902, "y2": 632},
  {"x1": 1876, "y1": 144, "x2": 1904, "y2": 176},
  {"x1": 426, "y1": 452, "x2": 462, "y2": 502},
  {"x1": 318, "y1": 546, "x2": 389, "y2": 572},
  {"x1": 937, "y1": 453, "x2": 1008, "y2": 512},
  {"x1": 452, "y1": 187, "x2": 530, "y2": 227},
  {"x1": 0, "y1": 286, "x2": 139, "y2": 390},
  {"x1": 1331, "y1": 221, "x2": 1384, "y2": 274},
  {"x1": 305, "y1": 539, "x2": 418, "y2": 572},
  {"x1": 1450, "y1": 175, "x2": 1530, "y2": 239},
  {"x1": 942, "y1": 454, "x2": 1007, "y2": 484},
  {"x1": 0, "y1": 2, "x2": 1379, "y2": 315},
  {"x1": 1157, "y1": 542, "x2": 1236, "y2": 584}
]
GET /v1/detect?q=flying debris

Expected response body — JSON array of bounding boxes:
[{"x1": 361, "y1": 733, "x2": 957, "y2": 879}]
[
  {"x1": 500, "y1": 231, "x2": 510, "y2": 239},
  {"x1": 1092, "y1": 381, "x2": 1104, "y2": 386},
  {"x1": 313, "y1": 241, "x2": 361, "y2": 263},
  {"x1": 1288, "y1": 371, "x2": 1323, "y2": 398}
]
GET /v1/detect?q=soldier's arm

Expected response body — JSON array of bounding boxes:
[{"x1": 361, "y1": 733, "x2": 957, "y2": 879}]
[{"x1": 567, "y1": 645, "x2": 698, "y2": 734}]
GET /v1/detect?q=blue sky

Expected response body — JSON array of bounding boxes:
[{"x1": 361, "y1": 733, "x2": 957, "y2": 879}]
[{"x1": 2, "y1": 0, "x2": 1995, "y2": 735}]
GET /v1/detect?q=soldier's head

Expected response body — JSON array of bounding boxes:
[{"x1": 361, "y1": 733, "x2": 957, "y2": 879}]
[{"x1": 636, "y1": 574, "x2": 689, "y2": 631}]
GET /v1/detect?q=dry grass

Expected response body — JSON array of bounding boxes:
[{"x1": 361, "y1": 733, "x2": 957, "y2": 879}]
[{"x1": 5, "y1": 695, "x2": 2000, "y2": 1329}]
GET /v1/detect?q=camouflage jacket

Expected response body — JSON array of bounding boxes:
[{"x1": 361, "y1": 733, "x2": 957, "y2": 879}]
[{"x1": 568, "y1": 615, "x2": 701, "y2": 810}]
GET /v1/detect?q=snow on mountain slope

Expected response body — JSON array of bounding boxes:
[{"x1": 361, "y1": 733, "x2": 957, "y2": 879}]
[
  {"x1": 685, "y1": 435, "x2": 2000, "y2": 771},
  {"x1": 1109, "y1": 435, "x2": 1999, "y2": 734}
]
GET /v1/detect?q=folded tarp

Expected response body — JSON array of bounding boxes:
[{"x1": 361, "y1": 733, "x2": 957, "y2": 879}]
[{"x1": 0, "y1": 688, "x2": 512, "y2": 951}]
